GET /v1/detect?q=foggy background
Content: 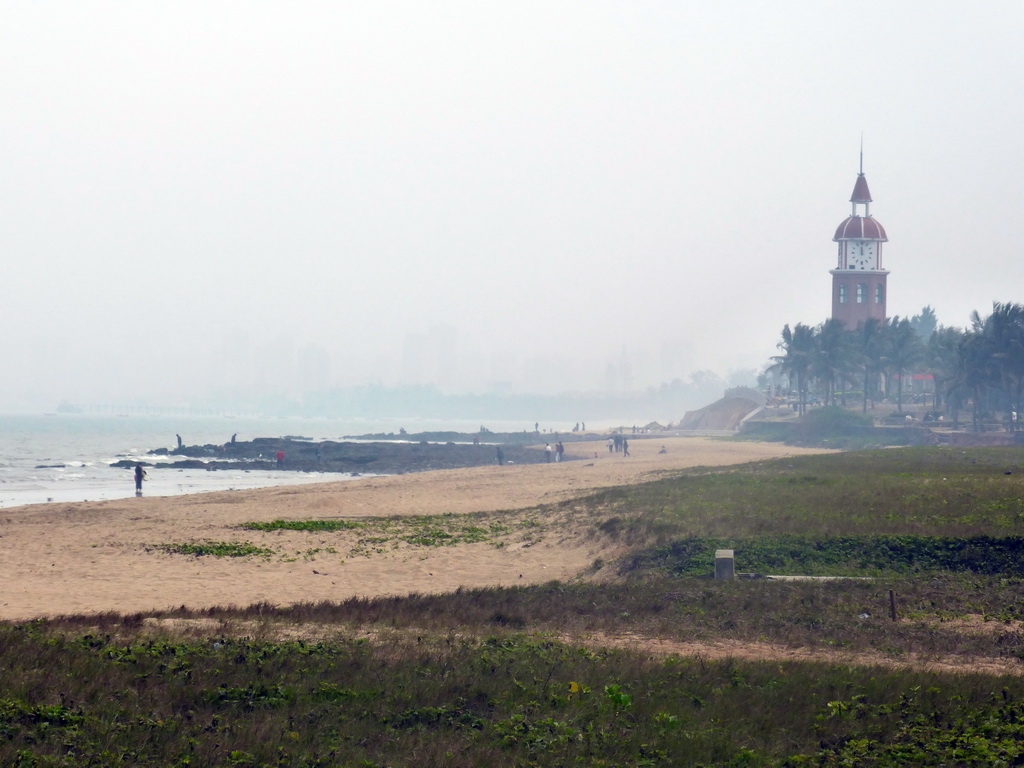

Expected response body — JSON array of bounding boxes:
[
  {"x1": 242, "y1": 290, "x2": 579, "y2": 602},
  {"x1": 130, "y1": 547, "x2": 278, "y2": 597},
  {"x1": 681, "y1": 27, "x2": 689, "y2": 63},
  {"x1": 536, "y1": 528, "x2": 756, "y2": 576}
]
[{"x1": 3, "y1": 1, "x2": 1022, "y2": 416}]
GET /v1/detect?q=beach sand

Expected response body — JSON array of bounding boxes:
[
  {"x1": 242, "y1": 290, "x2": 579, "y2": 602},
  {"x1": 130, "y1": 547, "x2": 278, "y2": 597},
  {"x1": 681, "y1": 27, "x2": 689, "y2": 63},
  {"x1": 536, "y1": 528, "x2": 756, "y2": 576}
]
[{"x1": 0, "y1": 437, "x2": 833, "y2": 621}]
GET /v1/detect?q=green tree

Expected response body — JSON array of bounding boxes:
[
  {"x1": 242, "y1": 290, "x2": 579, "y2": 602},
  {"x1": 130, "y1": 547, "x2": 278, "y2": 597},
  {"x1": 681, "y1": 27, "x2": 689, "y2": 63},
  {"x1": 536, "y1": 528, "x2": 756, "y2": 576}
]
[
  {"x1": 961, "y1": 321, "x2": 995, "y2": 431},
  {"x1": 856, "y1": 318, "x2": 886, "y2": 414},
  {"x1": 812, "y1": 319, "x2": 855, "y2": 407},
  {"x1": 883, "y1": 317, "x2": 924, "y2": 413},
  {"x1": 771, "y1": 323, "x2": 816, "y2": 416},
  {"x1": 909, "y1": 305, "x2": 938, "y2": 344},
  {"x1": 972, "y1": 302, "x2": 1024, "y2": 429},
  {"x1": 991, "y1": 302, "x2": 1024, "y2": 426},
  {"x1": 926, "y1": 325, "x2": 966, "y2": 424}
]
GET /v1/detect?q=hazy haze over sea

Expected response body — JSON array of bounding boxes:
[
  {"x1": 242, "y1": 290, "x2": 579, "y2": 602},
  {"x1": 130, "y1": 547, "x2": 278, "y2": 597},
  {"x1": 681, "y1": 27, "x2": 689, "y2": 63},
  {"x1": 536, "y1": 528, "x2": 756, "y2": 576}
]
[{"x1": 3, "y1": 2, "x2": 1022, "y2": 413}]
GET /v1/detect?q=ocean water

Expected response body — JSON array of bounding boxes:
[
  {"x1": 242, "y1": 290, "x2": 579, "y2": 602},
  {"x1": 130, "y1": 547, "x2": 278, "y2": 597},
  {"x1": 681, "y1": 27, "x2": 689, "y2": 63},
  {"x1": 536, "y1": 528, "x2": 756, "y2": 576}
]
[{"x1": 0, "y1": 413, "x2": 531, "y2": 510}]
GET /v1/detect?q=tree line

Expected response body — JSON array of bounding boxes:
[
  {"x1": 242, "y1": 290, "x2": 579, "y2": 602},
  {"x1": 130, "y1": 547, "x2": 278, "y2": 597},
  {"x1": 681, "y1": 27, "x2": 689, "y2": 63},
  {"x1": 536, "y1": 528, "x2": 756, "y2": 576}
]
[{"x1": 769, "y1": 302, "x2": 1024, "y2": 430}]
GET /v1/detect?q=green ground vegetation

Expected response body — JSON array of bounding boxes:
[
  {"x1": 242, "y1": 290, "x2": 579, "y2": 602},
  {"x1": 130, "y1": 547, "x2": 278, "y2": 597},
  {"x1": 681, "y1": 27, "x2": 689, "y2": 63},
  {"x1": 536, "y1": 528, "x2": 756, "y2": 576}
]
[
  {"x1": 582, "y1": 446, "x2": 1024, "y2": 544},
  {"x1": 152, "y1": 513, "x2": 529, "y2": 562},
  {"x1": 2, "y1": 623, "x2": 1023, "y2": 767},
  {"x1": 243, "y1": 513, "x2": 519, "y2": 554},
  {"x1": 150, "y1": 541, "x2": 274, "y2": 558}
]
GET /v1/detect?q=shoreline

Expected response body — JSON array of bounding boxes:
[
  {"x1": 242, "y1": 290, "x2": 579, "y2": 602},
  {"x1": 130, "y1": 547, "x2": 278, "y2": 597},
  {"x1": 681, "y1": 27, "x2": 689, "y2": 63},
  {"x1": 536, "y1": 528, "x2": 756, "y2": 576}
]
[
  {"x1": 0, "y1": 437, "x2": 835, "y2": 621},
  {"x1": 0, "y1": 429, "x2": 678, "y2": 511}
]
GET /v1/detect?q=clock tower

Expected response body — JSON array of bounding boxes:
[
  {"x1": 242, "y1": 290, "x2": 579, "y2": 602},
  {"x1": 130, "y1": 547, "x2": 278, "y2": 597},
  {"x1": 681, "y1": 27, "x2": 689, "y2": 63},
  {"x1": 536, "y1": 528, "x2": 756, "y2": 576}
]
[{"x1": 830, "y1": 155, "x2": 888, "y2": 329}]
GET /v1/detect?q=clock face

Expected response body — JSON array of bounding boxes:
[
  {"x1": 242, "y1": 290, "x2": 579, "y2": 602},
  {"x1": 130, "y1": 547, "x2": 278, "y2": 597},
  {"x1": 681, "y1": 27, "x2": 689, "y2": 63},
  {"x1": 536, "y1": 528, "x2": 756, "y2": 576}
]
[{"x1": 849, "y1": 242, "x2": 872, "y2": 269}]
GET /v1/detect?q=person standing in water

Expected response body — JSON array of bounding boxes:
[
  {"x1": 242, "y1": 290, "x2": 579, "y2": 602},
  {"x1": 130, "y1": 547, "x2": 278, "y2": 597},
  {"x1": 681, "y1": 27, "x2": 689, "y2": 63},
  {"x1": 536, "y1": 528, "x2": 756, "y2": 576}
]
[{"x1": 134, "y1": 463, "x2": 147, "y2": 495}]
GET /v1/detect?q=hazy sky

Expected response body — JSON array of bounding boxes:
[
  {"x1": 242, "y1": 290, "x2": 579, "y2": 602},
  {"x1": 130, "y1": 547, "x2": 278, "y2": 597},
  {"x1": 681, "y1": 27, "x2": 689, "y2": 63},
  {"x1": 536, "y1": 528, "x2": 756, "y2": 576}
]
[{"x1": 3, "y1": 1, "x2": 1023, "y2": 407}]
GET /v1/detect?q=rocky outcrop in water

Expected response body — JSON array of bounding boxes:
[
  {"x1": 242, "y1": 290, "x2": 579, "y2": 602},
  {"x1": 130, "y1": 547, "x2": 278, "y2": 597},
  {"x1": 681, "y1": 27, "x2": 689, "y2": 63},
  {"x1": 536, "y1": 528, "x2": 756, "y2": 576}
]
[{"x1": 120, "y1": 435, "x2": 560, "y2": 475}]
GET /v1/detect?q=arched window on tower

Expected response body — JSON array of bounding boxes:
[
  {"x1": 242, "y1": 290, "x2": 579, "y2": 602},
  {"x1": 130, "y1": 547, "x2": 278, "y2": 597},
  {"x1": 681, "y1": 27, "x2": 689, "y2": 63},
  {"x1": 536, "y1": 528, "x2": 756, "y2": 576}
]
[
  {"x1": 875, "y1": 285, "x2": 884, "y2": 304},
  {"x1": 838, "y1": 284, "x2": 847, "y2": 304},
  {"x1": 856, "y1": 284, "x2": 866, "y2": 304}
]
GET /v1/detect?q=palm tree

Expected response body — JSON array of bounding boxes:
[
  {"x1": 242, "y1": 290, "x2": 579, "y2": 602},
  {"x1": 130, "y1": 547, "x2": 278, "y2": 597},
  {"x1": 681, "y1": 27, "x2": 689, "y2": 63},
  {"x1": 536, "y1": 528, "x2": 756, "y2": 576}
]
[
  {"x1": 813, "y1": 319, "x2": 855, "y2": 407},
  {"x1": 884, "y1": 317, "x2": 924, "y2": 413},
  {"x1": 961, "y1": 322, "x2": 995, "y2": 431},
  {"x1": 909, "y1": 305, "x2": 938, "y2": 344},
  {"x1": 979, "y1": 302, "x2": 1024, "y2": 428},
  {"x1": 771, "y1": 323, "x2": 816, "y2": 416},
  {"x1": 927, "y1": 325, "x2": 966, "y2": 422},
  {"x1": 857, "y1": 318, "x2": 886, "y2": 414}
]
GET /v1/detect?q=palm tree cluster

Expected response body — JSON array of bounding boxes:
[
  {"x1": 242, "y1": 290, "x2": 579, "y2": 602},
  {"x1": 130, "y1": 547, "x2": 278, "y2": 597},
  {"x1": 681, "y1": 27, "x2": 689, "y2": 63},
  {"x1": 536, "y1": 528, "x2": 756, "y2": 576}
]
[{"x1": 770, "y1": 303, "x2": 1024, "y2": 430}]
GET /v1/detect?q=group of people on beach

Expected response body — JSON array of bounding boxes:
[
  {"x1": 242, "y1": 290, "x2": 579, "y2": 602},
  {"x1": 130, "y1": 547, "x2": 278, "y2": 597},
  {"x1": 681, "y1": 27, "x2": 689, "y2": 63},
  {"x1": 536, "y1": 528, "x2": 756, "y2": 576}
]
[
  {"x1": 544, "y1": 442, "x2": 565, "y2": 462},
  {"x1": 607, "y1": 435, "x2": 630, "y2": 456}
]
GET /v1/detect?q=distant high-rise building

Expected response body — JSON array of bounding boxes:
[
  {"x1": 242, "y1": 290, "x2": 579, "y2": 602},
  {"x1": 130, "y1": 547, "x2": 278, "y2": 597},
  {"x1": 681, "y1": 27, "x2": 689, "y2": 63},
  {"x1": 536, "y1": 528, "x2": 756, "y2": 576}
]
[{"x1": 830, "y1": 152, "x2": 889, "y2": 329}]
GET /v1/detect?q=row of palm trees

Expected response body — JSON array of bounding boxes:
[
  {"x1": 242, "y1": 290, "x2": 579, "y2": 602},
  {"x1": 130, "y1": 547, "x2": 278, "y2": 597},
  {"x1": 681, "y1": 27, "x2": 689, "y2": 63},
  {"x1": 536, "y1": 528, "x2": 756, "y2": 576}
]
[{"x1": 770, "y1": 302, "x2": 1024, "y2": 429}]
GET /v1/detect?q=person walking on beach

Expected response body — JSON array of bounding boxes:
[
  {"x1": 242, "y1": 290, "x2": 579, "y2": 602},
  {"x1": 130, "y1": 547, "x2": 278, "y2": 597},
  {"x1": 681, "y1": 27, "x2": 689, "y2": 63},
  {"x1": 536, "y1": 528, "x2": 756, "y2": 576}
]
[
  {"x1": 622, "y1": 439, "x2": 630, "y2": 457},
  {"x1": 555, "y1": 441, "x2": 564, "y2": 462},
  {"x1": 276, "y1": 450, "x2": 285, "y2": 468},
  {"x1": 495, "y1": 447, "x2": 504, "y2": 466},
  {"x1": 544, "y1": 443, "x2": 553, "y2": 463},
  {"x1": 134, "y1": 463, "x2": 147, "y2": 495}
]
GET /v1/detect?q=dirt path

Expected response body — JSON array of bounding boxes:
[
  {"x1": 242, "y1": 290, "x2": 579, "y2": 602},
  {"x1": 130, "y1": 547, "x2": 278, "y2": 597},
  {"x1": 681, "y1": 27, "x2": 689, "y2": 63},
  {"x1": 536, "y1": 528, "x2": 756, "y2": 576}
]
[
  {"x1": 129, "y1": 616, "x2": 1024, "y2": 678},
  {"x1": 577, "y1": 632, "x2": 1024, "y2": 678}
]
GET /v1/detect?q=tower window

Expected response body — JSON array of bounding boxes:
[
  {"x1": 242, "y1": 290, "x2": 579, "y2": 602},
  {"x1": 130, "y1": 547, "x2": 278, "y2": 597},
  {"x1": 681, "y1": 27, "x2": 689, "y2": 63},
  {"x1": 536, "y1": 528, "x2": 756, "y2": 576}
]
[
  {"x1": 838, "y1": 284, "x2": 847, "y2": 304},
  {"x1": 875, "y1": 285, "x2": 884, "y2": 304},
  {"x1": 856, "y1": 284, "x2": 866, "y2": 304}
]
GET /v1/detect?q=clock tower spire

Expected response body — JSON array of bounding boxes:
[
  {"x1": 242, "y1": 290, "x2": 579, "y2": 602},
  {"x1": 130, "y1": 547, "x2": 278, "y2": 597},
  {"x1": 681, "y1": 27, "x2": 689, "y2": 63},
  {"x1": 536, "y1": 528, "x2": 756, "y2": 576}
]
[{"x1": 830, "y1": 151, "x2": 888, "y2": 329}]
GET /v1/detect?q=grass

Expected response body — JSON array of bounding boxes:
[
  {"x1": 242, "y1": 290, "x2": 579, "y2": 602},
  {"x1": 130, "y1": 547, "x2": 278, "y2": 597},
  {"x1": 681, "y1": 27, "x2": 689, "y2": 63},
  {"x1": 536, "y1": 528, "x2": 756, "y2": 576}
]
[
  {"x1": 242, "y1": 519, "x2": 366, "y2": 533},
  {"x1": 231, "y1": 512, "x2": 530, "y2": 558},
  {"x1": 45, "y1": 573, "x2": 1024, "y2": 659},
  {"x1": 153, "y1": 514, "x2": 529, "y2": 561},
  {"x1": 346, "y1": 513, "x2": 516, "y2": 550},
  {"x1": 625, "y1": 534, "x2": 1024, "y2": 577},
  {"x1": 578, "y1": 446, "x2": 1024, "y2": 544},
  {"x1": 150, "y1": 541, "x2": 274, "y2": 558},
  {"x1": 2, "y1": 624, "x2": 1023, "y2": 767},
  {"x1": 8, "y1": 445, "x2": 1024, "y2": 765}
]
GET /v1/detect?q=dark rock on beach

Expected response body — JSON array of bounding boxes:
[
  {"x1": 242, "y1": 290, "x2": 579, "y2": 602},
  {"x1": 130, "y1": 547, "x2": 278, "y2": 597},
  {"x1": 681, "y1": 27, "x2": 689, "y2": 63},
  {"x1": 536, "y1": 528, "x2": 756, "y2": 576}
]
[
  {"x1": 117, "y1": 434, "x2": 568, "y2": 475},
  {"x1": 342, "y1": 429, "x2": 598, "y2": 446}
]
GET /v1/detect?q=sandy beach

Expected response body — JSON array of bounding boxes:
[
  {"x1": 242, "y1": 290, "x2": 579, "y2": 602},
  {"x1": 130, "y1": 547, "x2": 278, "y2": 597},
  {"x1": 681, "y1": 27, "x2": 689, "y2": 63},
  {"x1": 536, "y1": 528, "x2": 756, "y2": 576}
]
[{"x1": 0, "y1": 437, "x2": 832, "y2": 621}]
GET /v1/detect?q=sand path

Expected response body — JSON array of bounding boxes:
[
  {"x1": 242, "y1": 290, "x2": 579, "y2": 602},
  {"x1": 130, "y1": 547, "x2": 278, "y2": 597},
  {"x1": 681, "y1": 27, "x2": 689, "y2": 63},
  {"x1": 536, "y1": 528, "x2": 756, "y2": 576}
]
[{"x1": 0, "y1": 437, "x2": 830, "y2": 621}]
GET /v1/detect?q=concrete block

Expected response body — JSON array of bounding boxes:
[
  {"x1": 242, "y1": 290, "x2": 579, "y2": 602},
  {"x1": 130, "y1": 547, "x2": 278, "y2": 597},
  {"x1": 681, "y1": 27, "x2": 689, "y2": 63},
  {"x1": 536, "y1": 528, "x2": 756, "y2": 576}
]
[{"x1": 715, "y1": 549, "x2": 735, "y2": 581}]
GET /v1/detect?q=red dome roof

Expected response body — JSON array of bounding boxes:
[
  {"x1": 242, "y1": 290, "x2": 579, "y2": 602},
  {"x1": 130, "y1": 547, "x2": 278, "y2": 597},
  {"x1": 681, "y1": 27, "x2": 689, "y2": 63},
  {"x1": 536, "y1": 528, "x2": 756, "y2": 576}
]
[{"x1": 833, "y1": 216, "x2": 887, "y2": 241}]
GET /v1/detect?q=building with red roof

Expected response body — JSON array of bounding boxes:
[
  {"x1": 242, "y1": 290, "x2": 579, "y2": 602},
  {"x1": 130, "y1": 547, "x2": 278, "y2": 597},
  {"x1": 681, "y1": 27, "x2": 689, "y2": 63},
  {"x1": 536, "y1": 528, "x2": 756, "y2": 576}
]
[{"x1": 830, "y1": 155, "x2": 889, "y2": 329}]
